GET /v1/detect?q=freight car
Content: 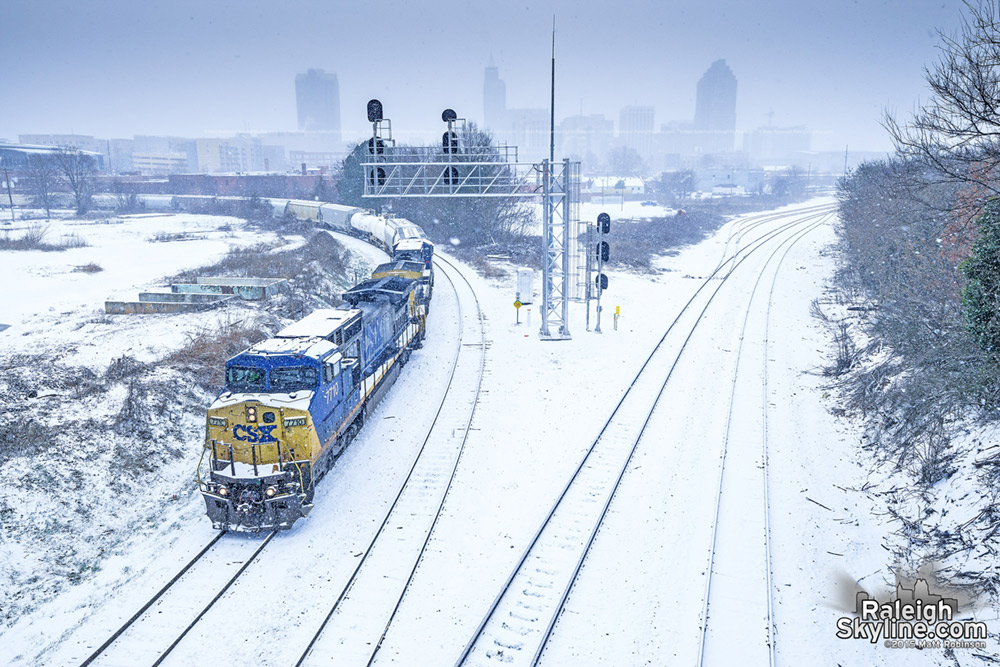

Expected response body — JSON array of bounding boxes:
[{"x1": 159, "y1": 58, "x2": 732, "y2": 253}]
[{"x1": 196, "y1": 274, "x2": 426, "y2": 531}]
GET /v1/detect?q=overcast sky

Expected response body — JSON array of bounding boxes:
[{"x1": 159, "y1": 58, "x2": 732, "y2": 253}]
[{"x1": 0, "y1": 0, "x2": 967, "y2": 152}]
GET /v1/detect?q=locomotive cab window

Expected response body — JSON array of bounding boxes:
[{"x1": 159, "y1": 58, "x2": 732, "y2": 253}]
[
  {"x1": 226, "y1": 366, "x2": 266, "y2": 392},
  {"x1": 322, "y1": 361, "x2": 341, "y2": 383},
  {"x1": 270, "y1": 366, "x2": 319, "y2": 392}
]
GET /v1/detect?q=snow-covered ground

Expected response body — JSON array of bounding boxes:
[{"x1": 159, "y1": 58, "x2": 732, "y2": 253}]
[{"x1": 2, "y1": 199, "x2": 995, "y2": 666}]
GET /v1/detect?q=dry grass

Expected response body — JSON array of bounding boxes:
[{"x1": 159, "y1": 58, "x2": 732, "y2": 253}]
[
  {"x1": 73, "y1": 263, "x2": 103, "y2": 273},
  {"x1": 0, "y1": 225, "x2": 92, "y2": 252},
  {"x1": 164, "y1": 317, "x2": 272, "y2": 391}
]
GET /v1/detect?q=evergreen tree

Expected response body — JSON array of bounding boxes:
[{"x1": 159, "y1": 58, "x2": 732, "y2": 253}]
[
  {"x1": 335, "y1": 142, "x2": 368, "y2": 208},
  {"x1": 962, "y1": 198, "x2": 1000, "y2": 356}
]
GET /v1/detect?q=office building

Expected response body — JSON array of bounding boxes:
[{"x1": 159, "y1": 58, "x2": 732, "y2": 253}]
[{"x1": 295, "y1": 69, "x2": 341, "y2": 137}]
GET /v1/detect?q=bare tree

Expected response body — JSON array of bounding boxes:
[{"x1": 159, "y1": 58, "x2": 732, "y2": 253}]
[
  {"x1": 885, "y1": 1, "x2": 1000, "y2": 199},
  {"x1": 608, "y1": 145, "x2": 643, "y2": 176},
  {"x1": 659, "y1": 169, "x2": 696, "y2": 202},
  {"x1": 52, "y1": 146, "x2": 96, "y2": 215},
  {"x1": 24, "y1": 154, "x2": 58, "y2": 220},
  {"x1": 111, "y1": 178, "x2": 140, "y2": 213}
]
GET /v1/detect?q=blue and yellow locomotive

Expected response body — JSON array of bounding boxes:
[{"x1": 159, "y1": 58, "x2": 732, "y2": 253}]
[{"x1": 197, "y1": 275, "x2": 426, "y2": 531}]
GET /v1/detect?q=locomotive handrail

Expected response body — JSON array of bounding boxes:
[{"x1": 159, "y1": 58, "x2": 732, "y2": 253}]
[{"x1": 194, "y1": 442, "x2": 209, "y2": 490}]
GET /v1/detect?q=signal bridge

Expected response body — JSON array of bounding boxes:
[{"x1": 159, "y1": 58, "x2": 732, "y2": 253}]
[{"x1": 361, "y1": 101, "x2": 583, "y2": 340}]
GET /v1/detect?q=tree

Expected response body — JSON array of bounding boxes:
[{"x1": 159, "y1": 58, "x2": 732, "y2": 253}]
[
  {"x1": 771, "y1": 166, "x2": 807, "y2": 199},
  {"x1": 52, "y1": 146, "x2": 96, "y2": 214},
  {"x1": 24, "y1": 154, "x2": 58, "y2": 220},
  {"x1": 608, "y1": 145, "x2": 643, "y2": 176},
  {"x1": 885, "y1": 1, "x2": 1000, "y2": 200},
  {"x1": 312, "y1": 174, "x2": 331, "y2": 202},
  {"x1": 335, "y1": 142, "x2": 367, "y2": 208},
  {"x1": 962, "y1": 198, "x2": 1000, "y2": 356},
  {"x1": 660, "y1": 169, "x2": 695, "y2": 202},
  {"x1": 237, "y1": 193, "x2": 271, "y2": 224},
  {"x1": 112, "y1": 178, "x2": 140, "y2": 213}
]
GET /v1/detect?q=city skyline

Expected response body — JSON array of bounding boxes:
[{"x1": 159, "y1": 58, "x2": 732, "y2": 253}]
[{"x1": 0, "y1": 0, "x2": 969, "y2": 152}]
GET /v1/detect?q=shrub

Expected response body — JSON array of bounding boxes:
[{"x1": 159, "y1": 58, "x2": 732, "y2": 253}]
[{"x1": 73, "y1": 263, "x2": 103, "y2": 273}]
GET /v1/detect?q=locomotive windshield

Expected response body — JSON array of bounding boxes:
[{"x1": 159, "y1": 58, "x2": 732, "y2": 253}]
[
  {"x1": 270, "y1": 366, "x2": 319, "y2": 392},
  {"x1": 226, "y1": 366, "x2": 266, "y2": 392},
  {"x1": 395, "y1": 249, "x2": 421, "y2": 262}
]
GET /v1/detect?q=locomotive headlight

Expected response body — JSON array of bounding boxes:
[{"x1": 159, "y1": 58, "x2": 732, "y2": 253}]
[
  {"x1": 264, "y1": 486, "x2": 277, "y2": 498},
  {"x1": 217, "y1": 485, "x2": 228, "y2": 497},
  {"x1": 283, "y1": 417, "x2": 307, "y2": 428}
]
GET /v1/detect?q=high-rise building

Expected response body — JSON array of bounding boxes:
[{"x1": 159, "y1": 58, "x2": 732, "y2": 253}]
[
  {"x1": 558, "y1": 114, "x2": 614, "y2": 167},
  {"x1": 295, "y1": 69, "x2": 341, "y2": 136},
  {"x1": 618, "y1": 106, "x2": 655, "y2": 160},
  {"x1": 483, "y1": 59, "x2": 506, "y2": 128},
  {"x1": 693, "y1": 60, "x2": 737, "y2": 153}
]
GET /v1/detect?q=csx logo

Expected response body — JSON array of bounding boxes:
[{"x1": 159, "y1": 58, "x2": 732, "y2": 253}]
[{"x1": 233, "y1": 424, "x2": 278, "y2": 443}]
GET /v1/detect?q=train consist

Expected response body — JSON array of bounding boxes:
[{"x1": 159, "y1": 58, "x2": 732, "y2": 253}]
[
  {"x1": 91, "y1": 194, "x2": 436, "y2": 303},
  {"x1": 185, "y1": 196, "x2": 435, "y2": 531}
]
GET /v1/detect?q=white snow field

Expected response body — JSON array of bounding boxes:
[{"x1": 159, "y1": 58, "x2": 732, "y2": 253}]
[{"x1": 1, "y1": 199, "x2": 995, "y2": 666}]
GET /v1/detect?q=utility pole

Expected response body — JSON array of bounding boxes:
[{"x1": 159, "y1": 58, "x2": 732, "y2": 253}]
[{"x1": 550, "y1": 16, "x2": 556, "y2": 165}]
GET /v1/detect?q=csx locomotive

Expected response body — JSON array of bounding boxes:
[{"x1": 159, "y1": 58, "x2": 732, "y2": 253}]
[{"x1": 194, "y1": 203, "x2": 434, "y2": 532}]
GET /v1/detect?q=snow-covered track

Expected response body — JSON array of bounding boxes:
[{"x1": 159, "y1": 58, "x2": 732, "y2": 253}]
[
  {"x1": 455, "y1": 207, "x2": 834, "y2": 667},
  {"x1": 695, "y1": 213, "x2": 834, "y2": 667},
  {"x1": 714, "y1": 202, "x2": 837, "y2": 274},
  {"x1": 77, "y1": 531, "x2": 276, "y2": 667},
  {"x1": 295, "y1": 254, "x2": 486, "y2": 667}
]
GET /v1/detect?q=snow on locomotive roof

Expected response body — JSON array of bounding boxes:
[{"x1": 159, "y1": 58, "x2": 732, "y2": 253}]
[
  {"x1": 276, "y1": 308, "x2": 360, "y2": 340},
  {"x1": 243, "y1": 335, "x2": 338, "y2": 360},
  {"x1": 395, "y1": 237, "x2": 431, "y2": 250}
]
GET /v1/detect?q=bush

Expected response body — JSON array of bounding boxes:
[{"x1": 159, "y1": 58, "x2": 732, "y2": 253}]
[
  {"x1": 73, "y1": 263, "x2": 103, "y2": 273},
  {"x1": 59, "y1": 233, "x2": 89, "y2": 249},
  {"x1": 608, "y1": 210, "x2": 725, "y2": 270}
]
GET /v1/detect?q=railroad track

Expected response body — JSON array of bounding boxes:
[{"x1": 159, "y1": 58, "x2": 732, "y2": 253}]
[
  {"x1": 294, "y1": 254, "x2": 486, "y2": 666},
  {"x1": 454, "y1": 206, "x2": 833, "y2": 666},
  {"x1": 695, "y1": 213, "x2": 834, "y2": 666},
  {"x1": 714, "y1": 202, "x2": 835, "y2": 273},
  {"x1": 77, "y1": 530, "x2": 275, "y2": 667},
  {"x1": 72, "y1": 253, "x2": 482, "y2": 667}
]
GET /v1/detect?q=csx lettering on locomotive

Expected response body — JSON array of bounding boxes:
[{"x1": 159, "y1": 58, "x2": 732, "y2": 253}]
[{"x1": 232, "y1": 424, "x2": 278, "y2": 443}]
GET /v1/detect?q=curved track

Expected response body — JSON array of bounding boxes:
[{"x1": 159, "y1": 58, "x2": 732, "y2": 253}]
[
  {"x1": 294, "y1": 254, "x2": 486, "y2": 666},
  {"x1": 72, "y1": 234, "x2": 473, "y2": 667},
  {"x1": 695, "y1": 216, "x2": 831, "y2": 666},
  {"x1": 455, "y1": 205, "x2": 834, "y2": 666}
]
